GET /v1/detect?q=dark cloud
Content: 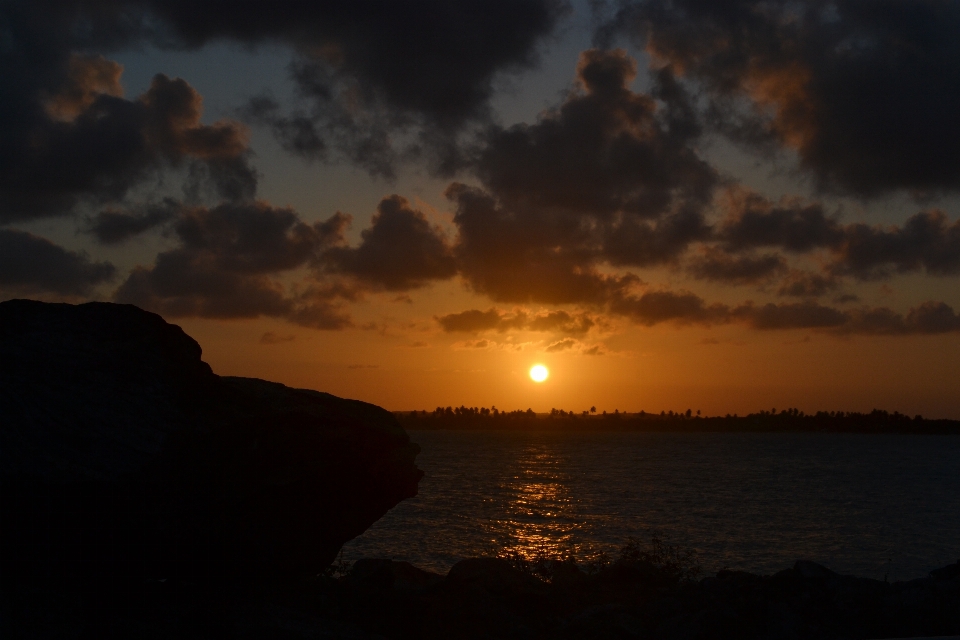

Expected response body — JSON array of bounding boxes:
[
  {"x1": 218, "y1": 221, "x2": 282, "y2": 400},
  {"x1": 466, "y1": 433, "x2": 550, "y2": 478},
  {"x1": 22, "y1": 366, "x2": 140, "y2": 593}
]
[
  {"x1": 260, "y1": 332, "x2": 295, "y2": 345},
  {"x1": 687, "y1": 247, "x2": 786, "y2": 285},
  {"x1": 609, "y1": 287, "x2": 960, "y2": 336},
  {"x1": 189, "y1": 0, "x2": 564, "y2": 177},
  {"x1": 0, "y1": 18, "x2": 256, "y2": 222},
  {"x1": 436, "y1": 307, "x2": 596, "y2": 335},
  {"x1": 714, "y1": 190, "x2": 960, "y2": 283},
  {"x1": 448, "y1": 49, "x2": 715, "y2": 304},
  {"x1": 113, "y1": 201, "x2": 350, "y2": 328},
  {"x1": 86, "y1": 199, "x2": 180, "y2": 243},
  {"x1": 610, "y1": 290, "x2": 726, "y2": 326},
  {"x1": 733, "y1": 301, "x2": 847, "y2": 331},
  {"x1": 604, "y1": 0, "x2": 960, "y2": 195},
  {"x1": 320, "y1": 195, "x2": 457, "y2": 291},
  {"x1": 437, "y1": 309, "x2": 511, "y2": 333},
  {"x1": 0, "y1": 229, "x2": 115, "y2": 295},
  {"x1": 475, "y1": 50, "x2": 713, "y2": 219},
  {"x1": 776, "y1": 271, "x2": 837, "y2": 298},
  {"x1": 833, "y1": 210, "x2": 960, "y2": 278},
  {"x1": 447, "y1": 183, "x2": 640, "y2": 304},
  {"x1": 2, "y1": 0, "x2": 564, "y2": 195},
  {"x1": 840, "y1": 302, "x2": 960, "y2": 335},
  {"x1": 716, "y1": 189, "x2": 843, "y2": 253}
]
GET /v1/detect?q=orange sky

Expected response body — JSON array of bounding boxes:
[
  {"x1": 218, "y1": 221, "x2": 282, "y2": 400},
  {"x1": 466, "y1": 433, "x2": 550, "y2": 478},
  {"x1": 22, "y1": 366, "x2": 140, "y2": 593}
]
[{"x1": 3, "y1": 2, "x2": 960, "y2": 418}]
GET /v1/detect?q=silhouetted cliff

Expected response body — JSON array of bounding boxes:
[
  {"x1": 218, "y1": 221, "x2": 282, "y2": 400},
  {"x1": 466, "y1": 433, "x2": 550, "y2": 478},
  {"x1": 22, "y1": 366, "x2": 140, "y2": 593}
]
[{"x1": 0, "y1": 299, "x2": 422, "y2": 575}]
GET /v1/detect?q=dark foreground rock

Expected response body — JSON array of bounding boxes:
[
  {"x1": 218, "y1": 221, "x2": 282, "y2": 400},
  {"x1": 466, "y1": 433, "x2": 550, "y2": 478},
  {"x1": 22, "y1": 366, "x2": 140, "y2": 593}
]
[
  {"x1": 3, "y1": 557, "x2": 958, "y2": 639},
  {"x1": 0, "y1": 299, "x2": 422, "y2": 576}
]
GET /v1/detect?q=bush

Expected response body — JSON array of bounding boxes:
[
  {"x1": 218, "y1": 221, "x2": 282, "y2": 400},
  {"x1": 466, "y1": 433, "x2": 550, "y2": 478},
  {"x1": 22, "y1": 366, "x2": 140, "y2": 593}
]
[{"x1": 619, "y1": 533, "x2": 701, "y2": 582}]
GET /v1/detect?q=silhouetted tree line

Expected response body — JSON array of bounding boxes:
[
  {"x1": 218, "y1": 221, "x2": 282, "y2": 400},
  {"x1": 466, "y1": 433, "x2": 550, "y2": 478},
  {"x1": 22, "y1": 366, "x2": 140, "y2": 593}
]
[{"x1": 395, "y1": 406, "x2": 960, "y2": 434}]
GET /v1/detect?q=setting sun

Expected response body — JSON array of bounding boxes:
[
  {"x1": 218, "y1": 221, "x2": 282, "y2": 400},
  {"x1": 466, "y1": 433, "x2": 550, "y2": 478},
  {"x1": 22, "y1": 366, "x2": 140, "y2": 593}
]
[{"x1": 529, "y1": 364, "x2": 549, "y2": 383}]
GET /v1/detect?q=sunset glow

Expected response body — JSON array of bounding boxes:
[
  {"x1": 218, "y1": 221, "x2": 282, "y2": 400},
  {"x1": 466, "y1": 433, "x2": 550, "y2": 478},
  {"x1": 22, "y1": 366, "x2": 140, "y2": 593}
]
[{"x1": 1, "y1": 1, "x2": 959, "y2": 418}]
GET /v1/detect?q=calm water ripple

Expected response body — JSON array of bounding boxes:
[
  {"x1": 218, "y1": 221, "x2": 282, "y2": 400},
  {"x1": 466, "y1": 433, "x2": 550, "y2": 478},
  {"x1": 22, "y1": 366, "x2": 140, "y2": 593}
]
[{"x1": 342, "y1": 431, "x2": 960, "y2": 580}]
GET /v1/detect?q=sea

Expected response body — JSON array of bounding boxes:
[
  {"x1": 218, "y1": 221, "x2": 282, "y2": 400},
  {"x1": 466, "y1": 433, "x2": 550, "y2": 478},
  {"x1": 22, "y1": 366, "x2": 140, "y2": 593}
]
[{"x1": 341, "y1": 430, "x2": 960, "y2": 581}]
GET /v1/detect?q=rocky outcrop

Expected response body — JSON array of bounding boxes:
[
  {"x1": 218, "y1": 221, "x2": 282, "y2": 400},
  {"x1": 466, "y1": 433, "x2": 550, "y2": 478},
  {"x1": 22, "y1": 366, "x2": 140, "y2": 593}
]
[
  {"x1": 0, "y1": 299, "x2": 422, "y2": 575},
  {"x1": 4, "y1": 556, "x2": 958, "y2": 638}
]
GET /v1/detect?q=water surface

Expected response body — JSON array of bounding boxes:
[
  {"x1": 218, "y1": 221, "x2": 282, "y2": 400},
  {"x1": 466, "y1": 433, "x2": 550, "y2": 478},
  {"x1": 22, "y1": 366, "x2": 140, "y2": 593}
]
[{"x1": 343, "y1": 431, "x2": 960, "y2": 580}]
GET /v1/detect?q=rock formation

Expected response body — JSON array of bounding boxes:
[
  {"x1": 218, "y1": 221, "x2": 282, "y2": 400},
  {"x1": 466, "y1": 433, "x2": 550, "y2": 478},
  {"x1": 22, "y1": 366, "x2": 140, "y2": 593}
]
[{"x1": 0, "y1": 299, "x2": 422, "y2": 575}]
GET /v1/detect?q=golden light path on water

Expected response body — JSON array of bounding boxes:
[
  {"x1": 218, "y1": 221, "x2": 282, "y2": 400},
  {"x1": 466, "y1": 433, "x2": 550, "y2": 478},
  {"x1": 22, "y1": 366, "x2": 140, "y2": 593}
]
[{"x1": 488, "y1": 442, "x2": 600, "y2": 562}]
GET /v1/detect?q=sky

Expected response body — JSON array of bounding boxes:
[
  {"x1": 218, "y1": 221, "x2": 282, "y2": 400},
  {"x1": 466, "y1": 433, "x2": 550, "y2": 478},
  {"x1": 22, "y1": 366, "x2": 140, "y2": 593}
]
[{"x1": 3, "y1": 0, "x2": 960, "y2": 417}]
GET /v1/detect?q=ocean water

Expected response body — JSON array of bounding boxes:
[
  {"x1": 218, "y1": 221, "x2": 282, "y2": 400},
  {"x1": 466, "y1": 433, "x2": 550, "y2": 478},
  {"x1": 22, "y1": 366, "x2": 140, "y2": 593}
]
[{"x1": 342, "y1": 431, "x2": 960, "y2": 580}]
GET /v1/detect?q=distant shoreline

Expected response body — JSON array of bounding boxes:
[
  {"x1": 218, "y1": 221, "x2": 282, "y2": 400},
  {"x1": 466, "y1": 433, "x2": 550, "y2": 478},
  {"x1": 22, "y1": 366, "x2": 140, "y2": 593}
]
[{"x1": 395, "y1": 408, "x2": 960, "y2": 434}]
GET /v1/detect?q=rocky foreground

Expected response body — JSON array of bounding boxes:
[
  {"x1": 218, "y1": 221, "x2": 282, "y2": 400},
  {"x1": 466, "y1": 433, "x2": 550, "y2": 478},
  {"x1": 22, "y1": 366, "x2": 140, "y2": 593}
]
[
  {"x1": 2, "y1": 555, "x2": 958, "y2": 639},
  {"x1": 0, "y1": 299, "x2": 422, "y2": 574},
  {"x1": 2, "y1": 299, "x2": 958, "y2": 638}
]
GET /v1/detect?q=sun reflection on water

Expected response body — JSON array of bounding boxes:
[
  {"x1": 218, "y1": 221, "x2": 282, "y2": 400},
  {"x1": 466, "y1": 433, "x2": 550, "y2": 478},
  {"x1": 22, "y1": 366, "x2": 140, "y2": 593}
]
[{"x1": 486, "y1": 444, "x2": 594, "y2": 561}]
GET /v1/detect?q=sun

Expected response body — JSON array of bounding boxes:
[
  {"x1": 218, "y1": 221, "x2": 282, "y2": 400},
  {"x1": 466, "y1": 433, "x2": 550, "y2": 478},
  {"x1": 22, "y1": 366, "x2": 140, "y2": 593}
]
[{"x1": 529, "y1": 364, "x2": 549, "y2": 383}]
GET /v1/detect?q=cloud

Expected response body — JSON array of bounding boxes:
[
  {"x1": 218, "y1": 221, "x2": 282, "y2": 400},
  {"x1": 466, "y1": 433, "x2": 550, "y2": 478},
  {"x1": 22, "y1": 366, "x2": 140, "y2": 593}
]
[
  {"x1": 260, "y1": 332, "x2": 295, "y2": 345},
  {"x1": 776, "y1": 271, "x2": 837, "y2": 298},
  {"x1": 86, "y1": 199, "x2": 181, "y2": 244},
  {"x1": 0, "y1": 229, "x2": 115, "y2": 296},
  {"x1": 320, "y1": 195, "x2": 457, "y2": 290},
  {"x1": 545, "y1": 338, "x2": 577, "y2": 352},
  {"x1": 3, "y1": 1, "x2": 564, "y2": 192},
  {"x1": 687, "y1": 247, "x2": 786, "y2": 285},
  {"x1": 603, "y1": 0, "x2": 960, "y2": 195},
  {"x1": 0, "y1": 45, "x2": 256, "y2": 222},
  {"x1": 475, "y1": 50, "x2": 713, "y2": 220},
  {"x1": 217, "y1": 0, "x2": 563, "y2": 176},
  {"x1": 713, "y1": 189, "x2": 960, "y2": 283},
  {"x1": 543, "y1": 337, "x2": 606, "y2": 354},
  {"x1": 833, "y1": 210, "x2": 960, "y2": 278},
  {"x1": 113, "y1": 200, "x2": 351, "y2": 328},
  {"x1": 716, "y1": 189, "x2": 843, "y2": 253},
  {"x1": 436, "y1": 309, "x2": 505, "y2": 333},
  {"x1": 445, "y1": 49, "x2": 716, "y2": 304},
  {"x1": 436, "y1": 307, "x2": 596, "y2": 335},
  {"x1": 43, "y1": 54, "x2": 124, "y2": 121},
  {"x1": 611, "y1": 290, "x2": 727, "y2": 326},
  {"x1": 733, "y1": 301, "x2": 847, "y2": 331},
  {"x1": 448, "y1": 183, "x2": 642, "y2": 304},
  {"x1": 609, "y1": 287, "x2": 960, "y2": 336}
]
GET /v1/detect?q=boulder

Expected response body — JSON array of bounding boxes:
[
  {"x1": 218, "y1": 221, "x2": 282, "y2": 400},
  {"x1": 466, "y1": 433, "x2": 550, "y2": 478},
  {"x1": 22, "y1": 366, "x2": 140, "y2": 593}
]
[{"x1": 0, "y1": 299, "x2": 422, "y2": 576}]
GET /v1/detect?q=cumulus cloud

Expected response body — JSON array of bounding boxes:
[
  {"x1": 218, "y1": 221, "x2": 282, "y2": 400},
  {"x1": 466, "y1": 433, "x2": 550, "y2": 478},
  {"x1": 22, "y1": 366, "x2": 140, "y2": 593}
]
[
  {"x1": 113, "y1": 201, "x2": 350, "y2": 328},
  {"x1": 716, "y1": 189, "x2": 843, "y2": 253},
  {"x1": 3, "y1": 1, "x2": 564, "y2": 192},
  {"x1": 544, "y1": 338, "x2": 606, "y2": 355},
  {"x1": 475, "y1": 50, "x2": 713, "y2": 220},
  {"x1": 610, "y1": 290, "x2": 726, "y2": 326},
  {"x1": 86, "y1": 199, "x2": 181, "y2": 244},
  {"x1": 776, "y1": 271, "x2": 838, "y2": 298},
  {"x1": 711, "y1": 189, "x2": 960, "y2": 283},
  {"x1": 448, "y1": 49, "x2": 715, "y2": 304},
  {"x1": 833, "y1": 210, "x2": 960, "y2": 278},
  {"x1": 436, "y1": 308, "x2": 596, "y2": 335},
  {"x1": 320, "y1": 195, "x2": 457, "y2": 290},
  {"x1": 603, "y1": 0, "x2": 960, "y2": 195},
  {"x1": 609, "y1": 287, "x2": 960, "y2": 336},
  {"x1": 202, "y1": 0, "x2": 563, "y2": 176},
  {"x1": 687, "y1": 246, "x2": 786, "y2": 285},
  {"x1": 0, "y1": 46, "x2": 256, "y2": 221},
  {"x1": 0, "y1": 229, "x2": 115, "y2": 295}
]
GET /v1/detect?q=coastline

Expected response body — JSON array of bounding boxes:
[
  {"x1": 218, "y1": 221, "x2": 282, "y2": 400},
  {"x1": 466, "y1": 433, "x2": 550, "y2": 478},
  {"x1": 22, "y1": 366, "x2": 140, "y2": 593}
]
[{"x1": 396, "y1": 410, "x2": 960, "y2": 434}]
